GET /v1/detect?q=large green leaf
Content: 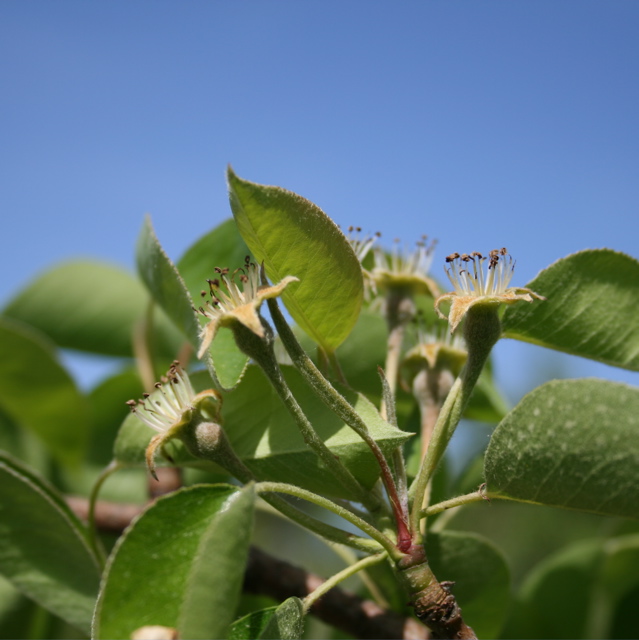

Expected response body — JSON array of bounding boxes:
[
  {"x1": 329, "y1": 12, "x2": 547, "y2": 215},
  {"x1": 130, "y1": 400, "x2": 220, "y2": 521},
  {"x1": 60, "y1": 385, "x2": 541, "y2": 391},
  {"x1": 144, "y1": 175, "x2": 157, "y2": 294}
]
[
  {"x1": 2, "y1": 261, "x2": 182, "y2": 357},
  {"x1": 113, "y1": 367, "x2": 411, "y2": 501},
  {"x1": 177, "y1": 219, "x2": 253, "y2": 389},
  {"x1": 136, "y1": 216, "x2": 201, "y2": 347},
  {"x1": 505, "y1": 534, "x2": 639, "y2": 639},
  {"x1": 426, "y1": 530, "x2": 510, "y2": 639},
  {"x1": 485, "y1": 379, "x2": 639, "y2": 519},
  {"x1": 228, "y1": 598, "x2": 304, "y2": 640},
  {"x1": 227, "y1": 168, "x2": 363, "y2": 352},
  {"x1": 94, "y1": 484, "x2": 254, "y2": 639},
  {"x1": 0, "y1": 319, "x2": 90, "y2": 466},
  {"x1": 502, "y1": 250, "x2": 639, "y2": 371},
  {"x1": 0, "y1": 452, "x2": 101, "y2": 635}
]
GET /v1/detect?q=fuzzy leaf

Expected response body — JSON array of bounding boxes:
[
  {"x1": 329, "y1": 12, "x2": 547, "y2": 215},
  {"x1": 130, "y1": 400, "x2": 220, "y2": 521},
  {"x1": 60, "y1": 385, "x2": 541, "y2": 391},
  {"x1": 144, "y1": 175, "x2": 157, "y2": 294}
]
[
  {"x1": 502, "y1": 250, "x2": 639, "y2": 371},
  {"x1": 136, "y1": 216, "x2": 201, "y2": 346},
  {"x1": 485, "y1": 379, "x2": 639, "y2": 518},
  {"x1": 0, "y1": 452, "x2": 101, "y2": 634},
  {"x1": 227, "y1": 168, "x2": 363, "y2": 352},
  {"x1": 229, "y1": 598, "x2": 304, "y2": 640},
  {"x1": 94, "y1": 484, "x2": 254, "y2": 639}
]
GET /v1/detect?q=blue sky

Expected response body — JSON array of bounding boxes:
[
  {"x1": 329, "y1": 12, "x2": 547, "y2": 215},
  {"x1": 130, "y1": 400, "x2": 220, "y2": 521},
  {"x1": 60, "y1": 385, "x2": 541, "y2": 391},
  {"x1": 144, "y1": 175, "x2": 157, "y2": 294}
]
[{"x1": 2, "y1": 1, "x2": 639, "y2": 399}]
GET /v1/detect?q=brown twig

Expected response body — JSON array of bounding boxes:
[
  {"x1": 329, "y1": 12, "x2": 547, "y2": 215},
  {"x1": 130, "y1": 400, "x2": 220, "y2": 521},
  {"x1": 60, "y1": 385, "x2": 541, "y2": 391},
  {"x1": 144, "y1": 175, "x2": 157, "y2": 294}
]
[{"x1": 66, "y1": 495, "x2": 430, "y2": 640}]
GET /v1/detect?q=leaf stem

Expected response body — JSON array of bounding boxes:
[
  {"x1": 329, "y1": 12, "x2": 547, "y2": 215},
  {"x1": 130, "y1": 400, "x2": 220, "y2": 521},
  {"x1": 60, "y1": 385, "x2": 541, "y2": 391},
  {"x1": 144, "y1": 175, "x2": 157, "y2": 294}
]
[
  {"x1": 255, "y1": 481, "x2": 402, "y2": 559},
  {"x1": 231, "y1": 320, "x2": 376, "y2": 510},
  {"x1": 302, "y1": 552, "x2": 388, "y2": 614},
  {"x1": 420, "y1": 490, "x2": 488, "y2": 518},
  {"x1": 88, "y1": 460, "x2": 120, "y2": 567}
]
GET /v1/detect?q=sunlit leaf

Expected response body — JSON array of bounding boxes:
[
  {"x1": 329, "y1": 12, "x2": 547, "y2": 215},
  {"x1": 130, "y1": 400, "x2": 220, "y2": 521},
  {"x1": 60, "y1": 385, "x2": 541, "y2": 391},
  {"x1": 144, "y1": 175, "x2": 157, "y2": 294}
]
[
  {"x1": 227, "y1": 168, "x2": 363, "y2": 352},
  {"x1": 136, "y1": 216, "x2": 201, "y2": 347},
  {"x1": 502, "y1": 250, "x2": 639, "y2": 371},
  {"x1": 485, "y1": 379, "x2": 639, "y2": 519}
]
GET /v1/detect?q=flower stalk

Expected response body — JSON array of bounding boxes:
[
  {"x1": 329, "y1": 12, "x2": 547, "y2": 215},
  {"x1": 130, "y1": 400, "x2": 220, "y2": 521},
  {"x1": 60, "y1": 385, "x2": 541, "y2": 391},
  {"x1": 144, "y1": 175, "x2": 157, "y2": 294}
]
[
  {"x1": 230, "y1": 318, "x2": 377, "y2": 511},
  {"x1": 266, "y1": 290, "x2": 414, "y2": 549}
]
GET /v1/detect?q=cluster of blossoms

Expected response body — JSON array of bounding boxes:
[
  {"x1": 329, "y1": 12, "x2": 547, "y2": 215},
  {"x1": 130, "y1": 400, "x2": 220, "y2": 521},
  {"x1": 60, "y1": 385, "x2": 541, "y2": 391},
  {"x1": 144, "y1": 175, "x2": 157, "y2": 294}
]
[{"x1": 195, "y1": 255, "x2": 298, "y2": 358}]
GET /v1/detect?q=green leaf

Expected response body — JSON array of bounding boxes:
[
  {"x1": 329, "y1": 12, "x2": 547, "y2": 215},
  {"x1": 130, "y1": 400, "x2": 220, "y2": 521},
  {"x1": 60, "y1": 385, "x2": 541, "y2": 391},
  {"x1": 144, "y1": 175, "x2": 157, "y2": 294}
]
[
  {"x1": 505, "y1": 538, "x2": 601, "y2": 639},
  {"x1": 485, "y1": 379, "x2": 639, "y2": 519},
  {"x1": 87, "y1": 369, "x2": 144, "y2": 467},
  {"x1": 502, "y1": 249, "x2": 639, "y2": 370},
  {"x1": 229, "y1": 598, "x2": 304, "y2": 640},
  {"x1": 94, "y1": 484, "x2": 254, "y2": 639},
  {"x1": 177, "y1": 218, "x2": 252, "y2": 298},
  {"x1": 114, "y1": 367, "x2": 411, "y2": 501},
  {"x1": 2, "y1": 261, "x2": 182, "y2": 357},
  {"x1": 227, "y1": 168, "x2": 363, "y2": 352},
  {"x1": 177, "y1": 219, "x2": 253, "y2": 389},
  {"x1": 136, "y1": 216, "x2": 201, "y2": 347},
  {"x1": 229, "y1": 607, "x2": 277, "y2": 640},
  {"x1": 426, "y1": 530, "x2": 510, "y2": 639},
  {"x1": 0, "y1": 452, "x2": 101, "y2": 634},
  {"x1": 505, "y1": 534, "x2": 639, "y2": 639},
  {"x1": 259, "y1": 597, "x2": 304, "y2": 640},
  {"x1": 0, "y1": 575, "x2": 37, "y2": 639},
  {"x1": 0, "y1": 319, "x2": 90, "y2": 466}
]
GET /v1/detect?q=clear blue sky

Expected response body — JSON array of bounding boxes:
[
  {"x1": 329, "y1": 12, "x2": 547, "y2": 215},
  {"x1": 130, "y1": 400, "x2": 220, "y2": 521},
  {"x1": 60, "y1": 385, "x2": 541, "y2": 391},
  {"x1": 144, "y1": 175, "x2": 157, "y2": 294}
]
[{"x1": 2, "y1": 1, "x2": 639, "y2": 398}]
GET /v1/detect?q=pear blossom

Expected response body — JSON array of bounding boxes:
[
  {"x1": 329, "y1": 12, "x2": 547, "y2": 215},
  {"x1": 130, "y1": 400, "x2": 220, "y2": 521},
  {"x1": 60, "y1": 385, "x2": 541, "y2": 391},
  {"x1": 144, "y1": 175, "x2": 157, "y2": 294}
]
[
  {"x1": 369, "y1": 236, "x2": 440, "y2": 298},
  {"x1": 435, "y1": 248, "x2": 545, "y2": 333},
  {"x1": 126, "y1": 361, "x2": 222, "y2": 478},
  {"x1": 195, "y1": 256, "x2": 298, "y2": 358}
]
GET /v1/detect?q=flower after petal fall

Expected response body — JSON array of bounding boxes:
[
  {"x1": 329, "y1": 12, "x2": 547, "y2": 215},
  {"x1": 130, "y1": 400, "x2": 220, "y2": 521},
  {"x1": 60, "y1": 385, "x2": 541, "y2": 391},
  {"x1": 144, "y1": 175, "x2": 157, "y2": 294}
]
[
  {"x1": 126, "y1": 361, "x2": 222, "y2": 478},
  {"x1": 369, "y1": 236, "x2": 440, "y2": 298},
  {"x1": 347, "y1": 229, "x2": 440, "y2": 299},
  {"x1": 195, "y1": 256, "x2": 299, "y2": 358},
  {"x1": 435, "y1": 248, "x2": 545, "y2": 333}
]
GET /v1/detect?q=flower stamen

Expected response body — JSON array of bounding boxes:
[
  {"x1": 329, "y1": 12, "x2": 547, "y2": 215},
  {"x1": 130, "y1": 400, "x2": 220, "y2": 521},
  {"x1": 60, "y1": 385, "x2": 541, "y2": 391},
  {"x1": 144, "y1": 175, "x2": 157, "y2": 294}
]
[{"x1": 436, "y1": 248, "x2": 545, "y2": 333}]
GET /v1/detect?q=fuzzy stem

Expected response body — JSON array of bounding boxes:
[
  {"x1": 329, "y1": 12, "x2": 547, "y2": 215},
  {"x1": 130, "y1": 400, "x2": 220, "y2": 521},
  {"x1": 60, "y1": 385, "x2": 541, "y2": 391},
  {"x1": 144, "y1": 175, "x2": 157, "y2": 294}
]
[
  {"x1": 408, "y1": 306, "x2": 501, "y2": 538},
  {"x1": 231, "y1": 320, "x2": 376, "y2": 510},
  {"x1": 87, "y1": 460, "x2": 120, "y2": 567},
  {"x1": 255, "y1": 481, "x2": 402, "y2": 559},
  {"x1": 421, "y1": 490, "x2": 488, "y2": 518},
  {"x1": 303, "y1": 552, "x2": 388, "y2": 613}
]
